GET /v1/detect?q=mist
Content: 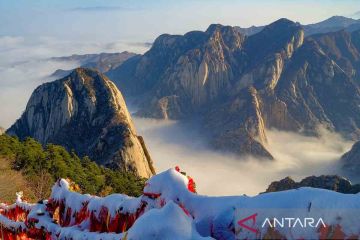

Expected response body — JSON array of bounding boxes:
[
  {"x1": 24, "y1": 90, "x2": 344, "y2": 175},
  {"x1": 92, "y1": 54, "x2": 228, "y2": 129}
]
[{"x1": 133, "y1": 117, "x2": 354, "y2": 196}]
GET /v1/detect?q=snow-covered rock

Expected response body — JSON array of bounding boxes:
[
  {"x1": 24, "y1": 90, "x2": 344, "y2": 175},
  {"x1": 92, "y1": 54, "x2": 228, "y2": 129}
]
[
  {"x1": 127, "y1": 201, "x2": 213, "y2": 240},
  {"x1": 1, "y1": 167, "x2": 360, "y2": 239}
]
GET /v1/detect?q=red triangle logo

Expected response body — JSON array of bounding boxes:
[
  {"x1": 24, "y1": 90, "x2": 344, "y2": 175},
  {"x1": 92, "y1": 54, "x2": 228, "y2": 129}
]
[{"x1": 237, "y1": 213, "x2": 259, "y2": 233}]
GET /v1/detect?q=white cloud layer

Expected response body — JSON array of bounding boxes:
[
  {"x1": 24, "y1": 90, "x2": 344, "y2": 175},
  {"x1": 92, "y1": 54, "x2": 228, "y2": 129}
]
[{"x1": 133, "y1": 118, "x2": 354, "y2": 196}]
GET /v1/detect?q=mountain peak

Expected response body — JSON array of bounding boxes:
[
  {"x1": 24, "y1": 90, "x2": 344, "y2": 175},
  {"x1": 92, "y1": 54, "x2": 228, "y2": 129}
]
[
  {"x1": 205, "y1": 23, "x2": 233, "y2": 34},
  {"x1": 324, "y1": 15, "x2": 357, "y2": 25},
  {"x1": 7, "y1": 68, "x2": 155, "y2": 177},
  {"x1": 308, "y1": 15, "x2": 359, "y2": 29},
  {"x1": 262, "y1": 18, "x2": 301, "y2": 33},
  {"x1": 244, "y1": 18, "x2": 304, "y2": 62}
]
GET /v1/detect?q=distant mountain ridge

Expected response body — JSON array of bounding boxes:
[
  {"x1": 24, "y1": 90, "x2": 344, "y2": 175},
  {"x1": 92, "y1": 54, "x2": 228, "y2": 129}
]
[
  {"x1": 107, "y1": 18, "x2": 360, "y2": 159},
  {"x1": 236, "y1": 15, "x2": 360, "y2": 36},
  {"x1": 7, "y1": 68, "x2": 155, "y2": 178},
  {"x1": 50, "y1": 52, "x2": 138, "y2": 79}
]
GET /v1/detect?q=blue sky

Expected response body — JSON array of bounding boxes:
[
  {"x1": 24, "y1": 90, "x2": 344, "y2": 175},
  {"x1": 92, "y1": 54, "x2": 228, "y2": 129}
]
[{"x1": 0, "y1": 0, "x2": 359, "y2": 43}]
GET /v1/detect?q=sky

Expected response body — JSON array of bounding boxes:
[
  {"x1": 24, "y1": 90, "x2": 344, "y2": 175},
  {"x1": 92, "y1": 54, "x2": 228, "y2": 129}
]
[
  {"x1": 0, "y1": 0, "x2": 359, "y2": 128},
  {"x1": 0, "y1": 0, "x2": 359, "y2": 44}
]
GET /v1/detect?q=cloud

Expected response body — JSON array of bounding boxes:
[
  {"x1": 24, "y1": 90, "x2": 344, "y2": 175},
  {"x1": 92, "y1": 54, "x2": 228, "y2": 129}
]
[
  {"x1": 350, "y1": 10, "x2": 360, "y2": 19},
  {"x1": 133, "y1": 118, "x2": 354, "y2": 196},
  {"x1": 103, "y1": 41, "x2": 152, "y2": 54},
  {"x1": 0, "y1": 36, "x2": 24, "y2": 48},
  {"x1": 68, "y1": 6, "x2": 142, "y2": 12}
]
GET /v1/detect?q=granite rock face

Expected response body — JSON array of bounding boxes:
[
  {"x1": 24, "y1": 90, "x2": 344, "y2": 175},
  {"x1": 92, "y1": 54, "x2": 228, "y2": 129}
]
[
  {"x1": 108, "y1": 18, "x2": 360, "y2": 159},
  {"x1": 7, "y1": 68, "x2": 155, "y2": 178}
]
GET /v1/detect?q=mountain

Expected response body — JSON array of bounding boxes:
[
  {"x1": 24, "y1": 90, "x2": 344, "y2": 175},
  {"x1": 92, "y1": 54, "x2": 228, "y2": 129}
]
[
  {"x1": 266, "y1": 175, "x2": 360, "y2": 194},
  {"x1": 304, "y1": 16, "x2": 360, "y2": 35},
  {"x1": 235, "y1": 16, "x2": 360, "y2": 37},
  {"x1": 50, "y1": 52, "x2": 138, "y2": 79},
  {"x1": 108, "y1": 19, "x2": 360, "y2": 158},
  {"x1": 7, "y1": 68, "x2": 155, "y2": 178}
]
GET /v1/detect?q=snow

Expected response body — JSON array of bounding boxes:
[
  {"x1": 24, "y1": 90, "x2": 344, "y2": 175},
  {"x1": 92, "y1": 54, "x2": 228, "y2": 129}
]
[
  {"x1": 142, "y1": 168, "x2": 360, "y2": 239},
  {"x1": 0, "y1": 214, "x2": 26, "y2": 230},
  {"x1": 50, "y1": 179, "x2": 92, "y2": 213},
  {"x1": 1, "y1": 167, "x2": 360, "y2": 239},
  {"x1": 235, "y1": 187, "x2": 360, "y2": 238},
  {"x1": 26, "y1": 200, "x2": 126, "y2": 240},
  {"x1": 127, "y1": 201, "x2": 213, "y2": 240},
  {"x1": 51, "y1": 178, "x2": 142, "y2": 218},
  {"x1": 87, "y1": 194, "x2": 142, "y2": 217}
]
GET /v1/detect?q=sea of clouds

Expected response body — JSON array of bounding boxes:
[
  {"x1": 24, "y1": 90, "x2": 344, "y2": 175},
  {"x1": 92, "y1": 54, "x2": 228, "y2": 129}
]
[{"x1": 133, "y1": 118, "x2": 354, "y2": 196}]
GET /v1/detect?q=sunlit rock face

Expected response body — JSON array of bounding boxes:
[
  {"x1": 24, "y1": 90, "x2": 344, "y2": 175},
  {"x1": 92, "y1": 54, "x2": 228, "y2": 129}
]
[
  {"x1": 7, "y1": 68, "x2": 155, "y2": 178},
  {"x1": 109, "y1": 18, "x2": 360, "y2": 159}
]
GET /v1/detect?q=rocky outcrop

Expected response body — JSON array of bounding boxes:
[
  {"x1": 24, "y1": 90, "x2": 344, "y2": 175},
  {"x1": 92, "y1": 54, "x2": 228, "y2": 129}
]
[
  {"x1": 7, "y1": 68, "x2": 155, "y2": 178},
  {"x1": 108, "y1": 19, "x2": 360, "y2": 159},
  {"x1": 266, "y1": 175, "x2": 360, "y2": 194},
  {"x1": 0, "y1": 127, "x2": 4, "y2": 135}
]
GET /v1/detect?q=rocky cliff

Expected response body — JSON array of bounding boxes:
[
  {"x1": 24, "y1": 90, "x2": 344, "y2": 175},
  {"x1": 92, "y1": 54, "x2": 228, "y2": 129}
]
[
  {"x1": 108, "y1": 19, "x2": 360, "y2": 159},
  {"x1": 7, "y1": 68, "x2": 155, "y2": 178}
]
